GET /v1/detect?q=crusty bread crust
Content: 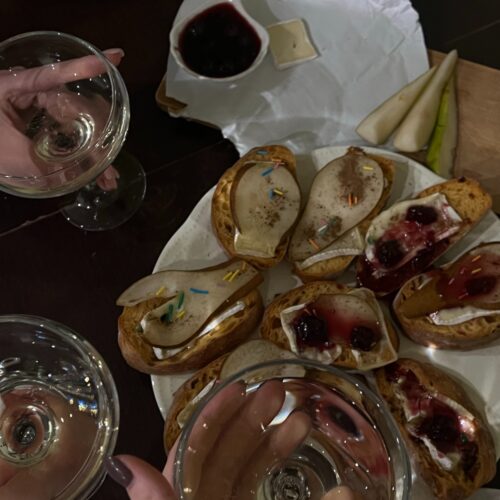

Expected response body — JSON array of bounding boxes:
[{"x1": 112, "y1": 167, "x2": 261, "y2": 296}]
[
  {"x1": 118, "y1": 289, "x2": 263, "y2": 375},
  {"x1": 293, "y1": 148, "x2": 395, "y2": 282},
  {"x1": 211, "y1": 145, "x2": 298, "y2": 269},
  {"x1": 260, "y1": 281, "x2": 399, "y2": 369},
  {"x1": 394, "y1": 273, "x2": 500, "y2": 350},
  {"x1": 375, "y1": 358, "x2": 496, "y2": 500},
  {"x1": 164, "y1": 354, "x2": 229, "y2": 451}
]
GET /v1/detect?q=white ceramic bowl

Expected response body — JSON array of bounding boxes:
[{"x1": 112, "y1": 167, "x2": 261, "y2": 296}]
[{"x1": 169, "y1": 0, "x2": 269, "y2": 82}]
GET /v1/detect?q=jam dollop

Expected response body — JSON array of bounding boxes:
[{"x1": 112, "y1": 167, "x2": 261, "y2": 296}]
[
  {"x1": 292, "y1": 297, "x2": 381, "y2": 352},
  {"x1": 406, "y1": 205, "x2": 438, "y2": 225},
  {"x1": 293, "y1": 314, "x2": 328, "y2": 348},
  {"x1": 375, "y1": 240, "x2": 404, "y2": 268},
  {"x1": 436, "y1": 252, "x2": 500, "y2": 303},
  {"x1": 358, "y1": 239, "x2": 450, "y2": 295},
  {"x1": 386, "y1": 365, "x2": 478, "y2": 477},
  {"x1": 350, "y1": 326, "x2": 377, "y2": 351},
  {"x1": 178, "y1": 3, "x2": 261, "y2": 78}
]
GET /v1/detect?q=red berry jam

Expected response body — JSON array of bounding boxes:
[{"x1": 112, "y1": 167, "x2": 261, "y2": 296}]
[
  {"x1": 292, "y1": 298, "x2": 381, "y2": 351},
  {"x1": 357, "y1": 239, "x2": 449, "y2": 295},
  {"x1": 436, "y1": 252, "x2": 500, "y2": 303},
  {"x1": 406, "y1": 205, "x2": 438, "y2": 225},
  {"x1": 178, "y1": 4, "x2": 261, "y2": 78},
  {"x1": 375, "y1": 240, "x2": 404, "y2": 269},
  {"x1": 386, "y1": 365, "x2": 478, "y2": 477}
]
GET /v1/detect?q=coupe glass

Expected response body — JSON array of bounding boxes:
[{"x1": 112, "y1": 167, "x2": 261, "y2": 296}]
[
  {"x1": 0, "y1": 31, "x2": 146, "y2": 231},
  {"x1": 0, "y1": 315, "x2": 119, "y2": 499},
  {"x1": 175, "y1": 359, "x2": 411, "y2": 500}
]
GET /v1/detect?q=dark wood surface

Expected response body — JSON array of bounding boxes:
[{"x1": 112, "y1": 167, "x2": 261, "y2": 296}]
[{"x1": 0, "y1": 1, "x2": 499, "y2": 498}]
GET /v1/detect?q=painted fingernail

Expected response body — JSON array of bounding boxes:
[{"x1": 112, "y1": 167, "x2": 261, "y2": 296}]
[
  {"x1": 105, "y1": 456, "x2": 133, "y2": 488},
  {"x1": 104, "y1": 48, "x2": 125, "y2": 58}
]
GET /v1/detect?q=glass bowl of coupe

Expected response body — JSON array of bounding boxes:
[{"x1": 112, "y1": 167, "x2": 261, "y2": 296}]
[
  {"x1": 0, "y1": 31, "x2": 146, "y2": 230},
  {"x1": 174, "y1": 359, "x2": 411, "y2": 500},
  {"x1": 0, "y1": 315, "x2": 119, "y2": 499}
]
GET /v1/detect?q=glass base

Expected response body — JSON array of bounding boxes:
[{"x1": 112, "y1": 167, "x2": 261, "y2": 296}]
[{"x1": 61, "y1": 151, "x2": 146, "y2": 231}]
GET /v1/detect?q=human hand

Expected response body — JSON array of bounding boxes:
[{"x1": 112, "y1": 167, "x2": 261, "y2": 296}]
[
  {"x1": 105, "y1": 381, "x2": 359, "y2": 500},
  {"x1": 0, "y1": 46, "x2": 124, "y2": 191}
]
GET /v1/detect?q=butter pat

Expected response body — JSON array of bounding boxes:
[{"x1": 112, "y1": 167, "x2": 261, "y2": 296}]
[{"x1": 267, "y1": 19, "x2": 318, "y2": 70}]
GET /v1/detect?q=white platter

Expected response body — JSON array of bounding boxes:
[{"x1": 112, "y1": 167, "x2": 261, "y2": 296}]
[{"x1": 150, "y1": 146, "x2": 500, "y2": 467}]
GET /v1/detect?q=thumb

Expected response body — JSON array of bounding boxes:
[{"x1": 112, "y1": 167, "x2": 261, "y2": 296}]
[{"x1": 105, "y1": 455, "x2": 176, "y2": 500}]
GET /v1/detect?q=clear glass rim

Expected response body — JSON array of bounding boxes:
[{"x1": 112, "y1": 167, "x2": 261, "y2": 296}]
[
  {"x1": 0, "y1": 314, "x2": 120, "y2": 499},
  {"x1": 174, "y1": 358, "x2": 411, "y2": 500},
  {"x1": 0, "y1": 30, "x2": 130, "y2": 182}
]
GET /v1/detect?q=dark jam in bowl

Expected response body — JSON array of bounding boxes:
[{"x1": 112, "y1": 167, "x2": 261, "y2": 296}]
[{"x1": 178, "y1": 3, "x2": 261, "y2": 78}]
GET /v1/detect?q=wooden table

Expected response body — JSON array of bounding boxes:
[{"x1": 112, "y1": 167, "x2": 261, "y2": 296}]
[{"x1": 0, "y1": 1, "x2": 499, "y2": 498}]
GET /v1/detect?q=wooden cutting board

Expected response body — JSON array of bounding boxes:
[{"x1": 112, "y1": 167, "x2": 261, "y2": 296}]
[
  {"x1": 429, "y1": 51, "x2": 500, "y2": 212},
  {"x1": 157, "y1": 50, "x2": 500, "y2": 212}
]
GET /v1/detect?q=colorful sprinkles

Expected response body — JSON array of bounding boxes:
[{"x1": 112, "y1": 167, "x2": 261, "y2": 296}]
[
  {"x1": 256, "y1": 149, "x2": 268, "y2": 156},
  {"x1": 348, "y1": 192, "x2": 358, "y2": 207},
  {"x1": 471, "y1": 267, "x2": 482, "y2": 274},
  {"x1": 471, "y1": 255, "x2": 482, "y2": 263},
  {"x1": 177, "y1": 290, "x2": 185, "y2": 309},
  {"x1": 308, "y1": 238, "x2": 320, "y2": 251},
  {"x1": 189, "y1": 287, "x2": 209, "y2": 294},
  {"x1": 363, "y1": 165, "x2": 373, "y2": 171},
  {"x1": 261, "y1": 167, "x2": 274, "y2": 177},
  {"x1": 155, "y1": 286, "x2": 165, "y2": 296}
]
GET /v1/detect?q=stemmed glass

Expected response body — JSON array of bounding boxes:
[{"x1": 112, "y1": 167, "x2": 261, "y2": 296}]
[
  {"x1": 0, "y1": 315, "x2": 119, "y2": 499},
  {"x1": 175, "y1": 359, "x2": 411, "y2": 500},
  {"x1": 0, "y1": 31, "x2": 146, "y2": 231}
]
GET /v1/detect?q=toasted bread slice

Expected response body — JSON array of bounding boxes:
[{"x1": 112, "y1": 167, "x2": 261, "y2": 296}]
[
  {"x1": 164, "y1": 353, "x2": 228, "y2": 451},
  {"x1": 118, "y1": 288, "x2": 262, "y2": 375},
  {"x1": 260, "y1": 281, "x2": 399, "y2": 370},
  {"x1": 211, "y1": 145, "x2": 298, "y2": 269},
  {"x1": 375, "y1": 359, "x2": 496, "y2": 500},
  {"x1": 293, "y1": 149, "x2": 395, "y2": 282},
  {"x1": 357, "y1": 177, "x2": 492, "y2": 296},
  {"x1": 394, "y1": 278, "x2": 500, "y2": 351}
]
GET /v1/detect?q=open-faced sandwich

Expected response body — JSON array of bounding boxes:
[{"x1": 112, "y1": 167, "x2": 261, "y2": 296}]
[
  {"x1": 260, "y1": 281, "x2": 399, "y2": 371},
  {"x1": 394, "y1": 242, "x2": 500, "y2": 350},
  {"x1": 375, "y1": 358, "x2": 496, "y2": 500},
  {"x1": 287, "y1": 147, "x2": 395, "y2": 281},
  {"x1": 356, "y1": 177, "x2": 492, "y2": 296},
  {"x1": 116, "y1": 260, "x2": 263, "y2": 375},
  {"x1": 163, "y1": 339, "x2": 297, "y2": 450},
  {"x1": 212, "y1": 145, "x2": 301, "y2": 269}
]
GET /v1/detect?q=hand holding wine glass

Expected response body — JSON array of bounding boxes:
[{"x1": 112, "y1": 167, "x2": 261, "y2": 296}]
[
  {"x1": 0, "y1": 47, "x2": 124, "y2": 190},
  {"x1": 0, "y1": 31, "x2": 146, "y2": 230},
  {"x1": 106, "y1": 381, "x2": 359, "y2": 500}
]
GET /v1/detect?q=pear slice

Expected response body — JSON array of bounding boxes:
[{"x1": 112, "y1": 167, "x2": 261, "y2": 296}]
[
  {"x1": 231, "y1": 162, "x2": 301, "y2": 258},
  {"x1": 116, "y1": 260, "x2": 262, "y2": 348},
  {"x1": 426, "y1": 72, "x2": 458, "y2": 177},
  {"x1": 398, "y1": 243, "x2": 500, "y2": 319},
  {"x1": 393, "y1": 50, "x2": 458, "y2": 152},
  {"x1": 220, "y1": 339, "x2": 302, "y2": 380},
  {"x1": 356, "y1": 66, "x2": 437, "y2": 145},
  {"x1": 288, "y1": 150, "x2": 384, "y2": 262}
]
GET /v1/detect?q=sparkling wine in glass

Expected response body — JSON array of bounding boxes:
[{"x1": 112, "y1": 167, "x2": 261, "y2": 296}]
[
  {"x1": 0, "y1": 31, "x2": 146, "y2": 231},
  {"x1": 174, "y1": 359, "x2": 411, "y2": 500},
  {"x1": 0, "y1": 315, "x2": 119, "y2": 499}
]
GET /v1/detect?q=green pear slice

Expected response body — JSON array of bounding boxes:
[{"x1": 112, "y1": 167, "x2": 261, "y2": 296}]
[
  {"x1": 288, "y1": 151, "x2": 384, "y2": 262},
  {"x1": 231, "y1": 162, "x2": 301, "y2": 258},
  {"x1": 426, "y1": 73, "x2": 458, "y2": 177},
  {"x1": 393, "y1": 50, "x2": 458, "y2": 152},
  {"x1": 116, "y1": 260, "x2": 261, "y2": 347},
  {"x1": 356, "y1": 65, "x2": 437, "y2": 145}
]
